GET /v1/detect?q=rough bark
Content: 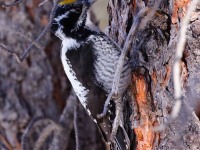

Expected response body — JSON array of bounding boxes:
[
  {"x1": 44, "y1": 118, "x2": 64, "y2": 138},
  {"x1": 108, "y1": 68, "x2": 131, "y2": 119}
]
[
  {"x1": 1, "y1": 0, "x2": 200, "y2": 150},
  {"x1": 108, "y1": 0, "x2": 200, "y2": 149}
]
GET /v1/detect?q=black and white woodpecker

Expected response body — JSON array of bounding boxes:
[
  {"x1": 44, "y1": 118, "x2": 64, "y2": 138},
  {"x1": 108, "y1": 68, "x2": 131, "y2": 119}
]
[{"x1": 51, "y1": 0, "x2": 131, "y2": 149}]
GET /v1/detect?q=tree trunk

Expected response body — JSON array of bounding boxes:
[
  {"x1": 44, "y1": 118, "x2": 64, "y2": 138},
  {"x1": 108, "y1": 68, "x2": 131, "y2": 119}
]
[
  {"x1": 108, "y1": 0, "x2": 200, "y2": 149},
  {"x1": 0, "y1": 0, "x2": 200, "y2": 150}
]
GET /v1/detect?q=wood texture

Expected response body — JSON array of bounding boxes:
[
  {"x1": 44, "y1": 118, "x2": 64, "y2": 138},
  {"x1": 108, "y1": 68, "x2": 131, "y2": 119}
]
[
  {"x1": 107, "y1": 0, "x2": 200, "y2": 149},
  {"x1": 0, "y1": 0, "x2": 200, "y2": 150}
]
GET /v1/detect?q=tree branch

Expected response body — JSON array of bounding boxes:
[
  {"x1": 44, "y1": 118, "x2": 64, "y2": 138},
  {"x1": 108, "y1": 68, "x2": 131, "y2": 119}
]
[
  {"x1": 0, "y1": 0, "x2": 60, "y2": 62},
  {"x1": 18, "y1": 0, "x2": 59, "y2": 62},
  {"x1": 0, "y1": 0, "x2": 23, "y2": 8},
  {"x1": 98, "y1": 3, "x2": 161, "y2": 118},
  {"x1": 0, "y1": 44, "x2": 21, "y2": 62},
  {"x1": 74, "y1": 99, "x2": 80, "y2": 150},
  {"x1": 21, "y1": 89, "x2": 77, "y2": 150},
  {"x1": 154, "y1": 0, "x2": 199, "y2": 132},
  {"x1": 172, "y1": 0, "x2": 199, "y2": 118}
]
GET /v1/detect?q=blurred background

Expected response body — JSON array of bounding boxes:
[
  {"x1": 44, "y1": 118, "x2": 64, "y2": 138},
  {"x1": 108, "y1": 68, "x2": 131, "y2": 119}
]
[
  {"x1": 1, "y1": 0, "x2": 200, "y2": 150},
  {"x1": 92, "y1": 0, "x2": 108, "y2": 30},
  {"x1": 0, "y1": 0, "x2": 109, "y2": 149}
]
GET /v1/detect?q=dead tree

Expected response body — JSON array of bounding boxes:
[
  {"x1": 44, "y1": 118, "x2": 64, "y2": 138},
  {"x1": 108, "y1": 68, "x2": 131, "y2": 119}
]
[
  {"x1": 0, "y1": 0, "x2": 200, "y2": 150},
  {"x1": 107, "y1": 0, "x2": 200, "y2": 149}
]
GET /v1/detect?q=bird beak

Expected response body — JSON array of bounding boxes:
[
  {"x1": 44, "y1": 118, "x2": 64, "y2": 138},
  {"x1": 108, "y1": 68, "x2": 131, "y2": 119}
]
[{"x1": 59, "y1": 0, "x2": 76, "y2": 5}]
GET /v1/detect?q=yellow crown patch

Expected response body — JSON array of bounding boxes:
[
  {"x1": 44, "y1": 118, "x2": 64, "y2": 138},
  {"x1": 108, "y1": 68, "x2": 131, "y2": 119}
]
[{"x1": 59, "y1": 0, "x2": 76, "y2": 5}]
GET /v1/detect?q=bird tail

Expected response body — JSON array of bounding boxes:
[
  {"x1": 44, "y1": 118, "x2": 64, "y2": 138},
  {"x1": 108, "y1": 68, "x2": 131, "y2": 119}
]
[
  {"x1": 111, "y1": 88, "x2": 135, "y2": 150},
  {"x1": 111, "y1": 126, "x2": 129, "y2": 150},
  {"x1": 96, "y1": 88, "x2": 135, "y2": 150},
  {"x1": 109, "y1": 87, "x2": 135, "y2": 150}
]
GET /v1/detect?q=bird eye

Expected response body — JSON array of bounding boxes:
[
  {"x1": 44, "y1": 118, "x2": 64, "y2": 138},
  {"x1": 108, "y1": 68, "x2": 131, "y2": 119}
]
[{"x1": 75, "y1": 8, "x2": 82, "y2": 13}]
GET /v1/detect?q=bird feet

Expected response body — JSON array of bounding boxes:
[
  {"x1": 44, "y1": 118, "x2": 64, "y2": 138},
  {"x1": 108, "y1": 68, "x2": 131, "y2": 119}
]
[
  {"x1": 110, "y1": 112, "x2": 120, "y2": 142},
  {"x1": 98, "y1": 94, "x2": 130, "y2": 149},
  {"x1": 110, "y1": 99, "x2": 130, "y2": 150},
  {"x1": 110, "y1": 120, "x2": 131, "y2": 150}
]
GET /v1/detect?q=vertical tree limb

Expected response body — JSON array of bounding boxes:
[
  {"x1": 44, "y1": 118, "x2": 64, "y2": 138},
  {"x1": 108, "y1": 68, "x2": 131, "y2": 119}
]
[
  {"x1": 74, "y1": 99, "x2": 80, "y2": 150},
  {"x1": 172, "y1": 0, "x2": 199, "y2": 118}
]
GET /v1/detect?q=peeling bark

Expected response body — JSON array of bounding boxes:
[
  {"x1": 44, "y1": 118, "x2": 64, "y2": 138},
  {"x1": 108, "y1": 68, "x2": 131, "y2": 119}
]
[
  {"x1": 132, "y1": 67, "x2": 157, "y2": 150},
  {"x1": 108, "y1": 0, "x2": 200, "y2": 149},
  {"x1": 1, "y1": 0, "x2": 200, "y2": 150}
]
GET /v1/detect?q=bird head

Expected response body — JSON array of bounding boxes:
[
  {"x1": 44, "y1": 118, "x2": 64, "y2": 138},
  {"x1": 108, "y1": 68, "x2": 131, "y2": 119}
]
[
  {"x1": 51, "y1": 0, "x2": 83, "y2": 37},
  {"x1": 51, "y1": 0, "x2": 96, "y2": 39},
  {"x1": 59, "y1": 0, "x2": 96, "y2": 5}
]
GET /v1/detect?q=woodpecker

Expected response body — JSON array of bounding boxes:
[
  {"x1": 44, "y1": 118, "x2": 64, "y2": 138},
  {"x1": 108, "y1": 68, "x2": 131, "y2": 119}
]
[{"x1": 51, "y1": 0, "x2": 131, "y2": 149}]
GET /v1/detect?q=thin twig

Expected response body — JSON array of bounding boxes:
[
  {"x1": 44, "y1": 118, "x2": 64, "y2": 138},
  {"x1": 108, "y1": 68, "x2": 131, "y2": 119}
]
[
  {"x1": 112, "y1": 7, "x2": 149, "y2": 94},
  {"x1": 21, "y1": 118, "x2": 58, "y2": 150},
  {"x1": 74, "y1": 99, "x2": 80, "y2": 150},
  {"x1": 19, "y1": 0, "x2": 59, "y2": 62},
  {"x1": 0, "y1": 134, "x2": 13, "y2": 150},
  {"x1": 0, "y1": 26, "x2": 42, "y2": 50},
  {"x1": 0, "y1": 0, "x2": 23, "y2": 7},
  {"x1": 0, "y1": 44, "x2": 21, "y2": 62},
  {"x1": 33, "y1": 121, "x2": 63, "y2": 150},
  {"x1": 39, "y1": 0, "x2": 49, "y2": 6},
  {"x1": 0, "y1": 0, "x2": 59, "y2": 62},
  {"x1": 172, "y1": 0, "x2": 198, "y2": 118},
  {"x1": 21, "y1": 89, "x2": 76, "y2": 150},
  {"x1": 153, "y1": 0, "x2": 199, "y2": 132},
  {"x1": 113, "y1": 0, "x2": 162, "y2": 95},
  {"x1": 98, "y1": 7, "x2": 151, "y2": 118}
]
